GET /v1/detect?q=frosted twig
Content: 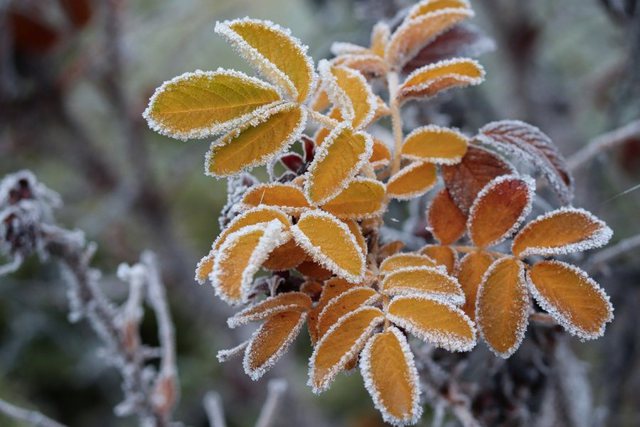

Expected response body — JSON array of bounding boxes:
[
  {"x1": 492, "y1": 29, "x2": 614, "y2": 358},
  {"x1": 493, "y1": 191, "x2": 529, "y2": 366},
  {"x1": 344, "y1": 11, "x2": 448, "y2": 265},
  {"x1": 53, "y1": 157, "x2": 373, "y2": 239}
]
[
  {"x1": 586, "y1": 233, "x2": 640, "y2": 273},
  {"x1": 567, "y1": 119, "x2": 640, "y2": 171},
  {"x1": 0, "y1": 396, "x2": 67, "y2": 427},
  {"x1": 255, "y1": 379, "x2": 288, "y2": 427},
  {"x1": 203, "y1": 392, "x2": 227, "y2": 427}
]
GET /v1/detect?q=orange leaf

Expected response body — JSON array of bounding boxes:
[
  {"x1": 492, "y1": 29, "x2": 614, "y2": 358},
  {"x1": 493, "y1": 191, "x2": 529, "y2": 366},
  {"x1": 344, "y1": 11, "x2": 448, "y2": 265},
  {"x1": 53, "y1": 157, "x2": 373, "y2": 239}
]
[
  {"x1": 195, "y1": 249, "x2": 215, "y2": 285},
  {"x1": 419, "y1": 245, "x2": 458, "y2": 274},
  {"x1": 427, "y1": 189, "x2": 467, "y2": 244},
  {"x1": 468, "y1": 175, "x2": 534, "y2": 248},
  {"x1": 241, "y1": 183, "x2": 311, "y2": 215},
  {"x1": 379, "y1": 253, "x2": 437, "y2": 274},
  {"x1": 205, "y1": 103, "x2": 306, "y2": 177},
  {"x1": 306, "y1": 124, "x2": 373, "y2": 204},
  {"x1": 343, "y1": 219, "x2": 368, "y2": 256},
  {"x1": 370, "y1": 138, "x2": 392, "y2": 170},
  {"x1": 402, "y1": 125, "x2": 468, "y2": 164},
  {"x1": 512, "y1": 208, "x2": 612, "y2": 258},
  {"x1": 386, "y1": 8, "x2": 473, "y2": 69},
  {"x1": 360, "y1": 327, "x2": 421, "y2": 425},
  {"x1": 212, "y1": 221, "x2": 289, "y2": 304},
  {"x1": 333, "y1": 54, "x2": 387, "y2": 80},
  {"x1": 297, "y1": 260, "x2": 333, "y2": 280},
  {"x1": 309, "y1": 306, "x2": 384, "y2": 393},
  {"x1": 292, "y1": 210, "x2": 366, "y2": 282},
  {"x1": 407, "y1": 0, "x2": 472, "y2": 19},
  {"x1": 321, "y1": 178, "x2": 386, "y2": 219},
  {"x1": 243, "y1": 311, "x2": 307, "y2": 380},
  {"x1": 308, "y1": 277, "x2": 356, "y2": 344},
  {"x1": 476, "y1": 257, "x2": 529, "y2": 358},
  {"x1": 370, "y1": 22, "x2": 391, "y2": 57},
  {"x1": 313, "y1": 107, "x2": 343, "y2": 147},
  {"x1": 387, "y1": 295, "x2": 476, "y2": 351},
  {"x1": 386, "y1": 162, "x2": 437, "y2": 200},
  {"x1": 528, "y1": 261, "x2": 613, "y2": 339},
  {"x1": 397, "y1": 58, "x2": 484, "y2": 103},
  {"x1": 215, "y1": 18, "x2": 316, "y2": 102},
  {"x1": 228, "y1": 292, "x2": 312, "y2": 328},
  {"x1": 212, "y1": 206, "x2": 290, "y2": 253},
  {"x1": 378, "y1": 241, "x2": 405, "y2": 260},
  {"x1": 143, "y1": 69, "x2": 282, "y2": 140},
  {"x1": 310, "y1": 86, "x2": 331, "y2": 112},
  {"x1": 262, "y1": 238, "x2": 308, "y2": 270},
  {"x1": 382, "y1": 266, "x2": 464, "y2": 305},
  {"x1": 457, "y1": 251, "x2": 494, "y2": 320},
  {"x1": 317, "y1": 287, "x2": 380, "y2": 338}
]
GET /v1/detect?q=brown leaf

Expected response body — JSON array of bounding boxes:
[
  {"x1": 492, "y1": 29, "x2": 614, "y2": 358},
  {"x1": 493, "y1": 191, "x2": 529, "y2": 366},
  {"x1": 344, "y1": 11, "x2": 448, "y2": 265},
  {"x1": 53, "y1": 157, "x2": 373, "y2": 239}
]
[{"x1": 427, "y1": 189, "x2": 467, "y2": 245}]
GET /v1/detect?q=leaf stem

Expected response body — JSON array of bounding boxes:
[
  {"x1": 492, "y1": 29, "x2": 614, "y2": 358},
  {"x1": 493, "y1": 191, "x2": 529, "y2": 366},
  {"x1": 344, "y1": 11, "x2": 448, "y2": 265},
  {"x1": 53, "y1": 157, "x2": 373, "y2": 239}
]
[
  {"x1": 387, "y1": 71, "x2": 404, "y2": 176},
  {"x1": 305, "y1": 107, "x2": 340, "y2": 129}
]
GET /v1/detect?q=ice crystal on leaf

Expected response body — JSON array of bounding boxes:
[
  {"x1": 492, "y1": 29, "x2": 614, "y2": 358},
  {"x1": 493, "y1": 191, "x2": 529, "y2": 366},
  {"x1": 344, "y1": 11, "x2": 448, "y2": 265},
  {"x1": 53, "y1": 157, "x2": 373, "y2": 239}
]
[{"x1": 143, "y1": 4, "x2": 615, "y2": 425}]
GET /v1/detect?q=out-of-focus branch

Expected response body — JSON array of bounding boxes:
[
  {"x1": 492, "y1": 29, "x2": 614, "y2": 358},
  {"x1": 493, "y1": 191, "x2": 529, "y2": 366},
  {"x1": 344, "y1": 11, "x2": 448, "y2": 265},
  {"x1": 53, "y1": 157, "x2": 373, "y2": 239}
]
[
  {"x1": 203, "y1": 392, "x2": 227, "y2": 427},
  {"x1": 586, "y1": 233, "x2": 640, "y2": 274},
  {"x1": 0, "y1": 397, "x2": 67, "y2": 427},
  {"x1": 567, "y1": 119, "x2": 640, "y2": 171}
]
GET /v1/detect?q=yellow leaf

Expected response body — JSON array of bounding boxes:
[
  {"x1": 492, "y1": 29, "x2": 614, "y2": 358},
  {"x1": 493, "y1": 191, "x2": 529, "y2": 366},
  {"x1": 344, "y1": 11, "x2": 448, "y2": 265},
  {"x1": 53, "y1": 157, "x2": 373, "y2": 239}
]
[
  {"x1": 310, "y1": 86, "x2": 331, "y2": 112},
  {"x1": 370, "y1": 22, "x2": 391, "y2": 57},
  {"x1": 308, "y1": 277, "x2": 356, "y2": 344},
  {"x1": 241, "y1": 183, "x2": 311, "y2": 215},
  {"x1": 292, "y1": 210, "x2": 366, "y2": 283},
  {"x1": 333, "y1": 54, "x2": 387, "y2": 80},
  {"x1": 320, "y1": 61, "x2": 377, "y2": 129},
  {"x1": 321, "y1": 178, "x2": 386, "y2": 219},
  {"x1": 212, "y1": 221, "x2": 289, "y2": 304},
  {"x1": 476, "y1": 257, "x2": 529, "y2": 358},
  {"x1": 370, "y1": 138, "x2": 391, "y2": 170},
  {"x1": 512, "y1": 208, "x2": 612, "y2": 258},
  {"x1": 468, "y1": 175, "x2": 534, "y2": 248},
  {"x1": 342, "y1": 219, "x2": 368, "y2": 256},
  {"x1": 212, "y1": 206, "x2": 290, "y2": 253},
  {"x1": 227, "y1": 292, "x2": 312, "y2": 328},
  {"x1": 195, "y1": 249, "x2": 215, "y2": 285},
  {"x1": 427, "y1": 189, "x2": 467, "y2": 245},
  {"x1": 382, "y1": 266, "x2": 464, "y2": 304},
  {"x1": 309, "y1": 306, "x2": 384, "y2": 393},
  {"x1": 317, "y1": 287, "x2": 380, "y2": 338},
  {"x1": 408, "y1": 0, "x2": 471, "y2": 19},
  {"x1": 262, "y1": 238, "x2": 308, "y2": 270},
  {"x1": 206, "y1": 103, "x2": 306, "y2": 177},
  {"x1": 144, "y1": 69, "x2": 282, "y2": 140},
  {"x1": 386, "y1": 162, "x2": 437, "y2": 200},
  {"x1": 387, "y1": 295, "x2": 476, "y2": 351},
  {"x1": 528, "y1": 261, "x2": 613, "y2": 339},
  {"x1": 457, "y1": 251, "x2": 494, "y2": 320},
  {"x1": 313, "y1": 107, "x2": 343, "y2": 147},
  {"x1": 305, "y1": 124, "x2": 373, "y2": 204},
  {"x1": 360, "y1": 328, "x2": 421, "y2": 425},
  {"x1": 397, "y1": 58, "x2": 484, "y2": 103},
  {"x1": 379, "y1": 253, "x2": 437, "y2": 274},
  {"x1": 386, "y1": 8, "x2": 473, "y2": 69},
  {"x1": 378, "y1": 241, "x2": 406, "y2": 260},
  {"x1": 215, "y1": 18, "x2": 316, "y2": 102},
  {"x1": 419, "y1": 245, "x2": 458, "y2": 274},
  {"x1": 402, "y1": 125, "x2": 468, "y2": 164},
  {"x1": 243, "y1": 311, "x2": 306, "y2": 380}
]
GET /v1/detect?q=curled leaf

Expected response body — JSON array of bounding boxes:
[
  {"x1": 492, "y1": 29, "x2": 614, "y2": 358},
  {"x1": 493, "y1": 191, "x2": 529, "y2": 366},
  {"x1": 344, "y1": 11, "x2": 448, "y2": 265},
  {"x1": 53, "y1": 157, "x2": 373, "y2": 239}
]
[
  {"x1": 228, "y1": 292, "x2": 312, "y2": 328},
  {"x1": 212, "y1": 206, "x2": 290, "y2": 253}
]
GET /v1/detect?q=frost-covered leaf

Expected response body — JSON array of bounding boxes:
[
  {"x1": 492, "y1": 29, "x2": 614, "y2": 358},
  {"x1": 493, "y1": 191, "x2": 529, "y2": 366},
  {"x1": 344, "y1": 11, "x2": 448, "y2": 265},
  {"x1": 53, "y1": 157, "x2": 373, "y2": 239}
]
[
  {"x1": 305, "y1": 124, "x2": 373, "y2": 205},
  {"x1": 313, "y1": 107, "x2": 343, "y2": 147},
  {"x1": 386, "y1": 8, "x2": 474, "y2": 69},
  {"x1": 527, "y1": 261, "x2": 613, "y2": 339},
  {"x1": 476, "y1": 120, "x2": 574, "y2": 203},
  {"x1": 360, "y1": 327, "x2": 422, "y2": 426},
  {"x1": 243, "y1": 311, "x2": 307, "y2": 380},
  {"x1": 212, "y1": 221, "x2": 289, "y2": 305},
  {"x1": 317, "y1": 287, "x2": 380, "y2": 338},
  {"x1": 476, "y1": 257, "x2": 529, "y2": 358},
  {"x1": 382, "y1": 266, "x2": 464, "y2": 305},
  {"x1": 330, "y1": 41, "x2": 370, "y2": 56},
  {"x1": 419, "y1": 245, "x2": 458, "y2": 274},
  {"x1": 378, "y1": 241, "x2": 406, "y2": 260},
  {"x1": 308, "y1": 306, "x2": 384, "y2": 393},
  {"x1": 143, "y1": 69, "x2": 282, "y2": 140},
  {"x1": 343, "y1": 219, "x2": 368, "y2": 255},
  {"x1": 333, "y1": 54, "x2": 387, "y2": 80},
  {"x1": 442, "y1": 145, "x2": 514, "y2": 213},
  {"x1": 308, "y1": 277, "x2": 355, "y2": 343},
  {"x1": 397, "y1": 58, "x2": 484, "y2": 104},
  {"x1": 292, "y1": 210, "x2": 366, "y2": 283},
  {"x1": 319, "y1": 61, "x2": 377, "y2": 129},
  {"x1": 386, "y1": 162, "x2": 437, "y2": 200},
  {"x1": 379, "y1": 253, "x2": 437, "y2": 274},
  {"x1": 212, "y1": 206, "x2": 290, "y2": 253},
  {"x1": 206, "y1": 103, "x2": 306, "y2": 177},
  {"x1": 407, "y1": 0, "x2": 471, "y2": 19},
  {"x1": 195, "y1": 249, "x2": 215, "y2": 285},
  {"x1": 427, "y1": 189, "x2": 467, "y2": 245},
  {"x1": 402, "y1": 125, "x2": 468, "y2": 164},
  {"x1": 467, "y1": 175, "x2": 534, "y2": 248},
  {"x1": 280, "y1": 152, "x2": 304, "y2": 172},
  {"x1": 215, "y1": 18, "x2": 316, "y2": 102},
  {"x1": 241, "y1": 183, "x2": 311, "y2": 215},
  {"x1": 297, "y1": 260, "x2": 333, "y2": 280},
  {"x1": 370, "y1": 22, "x2": 391, "y2": 57},
  {"x1": 457, "y1": 251, "x2": 493, "y2": 320},
  {"x1": 387, "y1": 295, "x2": 476, "y2": 352},
  {"x1": 310, "y1": 85, "x2": 331, "y2": 112},
  {"x1": 228, "y1": 292, "x2": 312, "y2": 328},
  {"x1": 321, "y1": 178, "x2": 385, "y2": 219},
  {"x1": 300, "y1": 280, "x2": 323, "y2": 299},
  {"x1": 370, "y1": 138, "x2": 392, "y2": 170},
  {"x1": 512, "y1": 208, "x2": 612, "y2": 258},
  {"x1": 263, "y1": 238, "x2": 308, "y2": 270}
]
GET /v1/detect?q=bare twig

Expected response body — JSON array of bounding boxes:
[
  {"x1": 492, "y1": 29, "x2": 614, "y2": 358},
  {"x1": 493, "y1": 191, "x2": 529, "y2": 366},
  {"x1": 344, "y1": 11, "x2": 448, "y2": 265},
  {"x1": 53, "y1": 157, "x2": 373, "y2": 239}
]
[
  {"x1": 567, "y1": 119, "x2": 640, "y2": 171},
  {"x1": 255, "y1": 379, "x2": 288, "y2": 427},
  {"x1": 203, "y1": 392, "x2": 227, "y2": 427},
  {"x1": 586, "y1": 233, "x2": 640, "y2": 273},
  {"x1": 0, "y1": 397, "x2": 67, "y2": 427}
]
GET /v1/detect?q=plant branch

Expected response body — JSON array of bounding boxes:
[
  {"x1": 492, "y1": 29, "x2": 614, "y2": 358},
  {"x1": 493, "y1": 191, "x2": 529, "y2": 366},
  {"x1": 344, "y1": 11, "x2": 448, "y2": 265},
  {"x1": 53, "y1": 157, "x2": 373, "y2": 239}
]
[
  {"x1": 387, "y1": 71, "x2": 404, "y2": 176},
  {"x1": 203, "y1": 392, "x2": 227, "y2": 427},
  {"x1": 0, "y1": 397, "x2": 67, "y2": 427},
  {"x1": 585, "y1": 233, "x2": 640, "y2": 274}
]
